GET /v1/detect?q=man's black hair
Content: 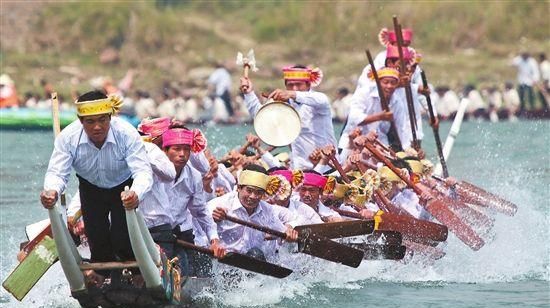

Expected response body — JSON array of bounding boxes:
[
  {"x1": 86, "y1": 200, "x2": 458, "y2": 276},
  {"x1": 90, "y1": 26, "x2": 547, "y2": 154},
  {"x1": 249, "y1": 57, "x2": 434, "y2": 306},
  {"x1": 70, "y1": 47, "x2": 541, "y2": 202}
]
[
  {"x1": 169, "y1": 123, "x2": 190, "y2": 130},
  {"x1": 243, "y1": 163, "x2": 268, "y2": 175},
  {"x1": 267, "y1": 166, "x2": 288, "y2": 173},
  {"x1": 77, "y1": 90, "x2": 107, "y2": 103},
  {"x1": 303, "y1": 169, "x2": 322, "y2": 176}
]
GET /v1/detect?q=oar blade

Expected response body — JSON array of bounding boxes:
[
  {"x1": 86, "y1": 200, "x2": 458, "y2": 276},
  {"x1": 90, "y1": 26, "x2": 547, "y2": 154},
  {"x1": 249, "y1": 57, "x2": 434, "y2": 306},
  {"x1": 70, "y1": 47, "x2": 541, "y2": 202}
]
[
  {"x1": 349, "y1": 243, "x2": 407, "y2": 260},
  {"x1": 219, "y1": 252, "x2": 293, "y2": 278},
  {"x1": 367, "y1": 231, "x2": 403, "y2": 246},
  {"x1": 295, "y1": 220, "x2": 375, "y2": 239},
  {"x1": 378, "y1": 212, "x2": 448, "y2": 242},
  {"x1": 2, "y1": 236, "x2": 58, "y2": 301},
  {"x1": 298, "y1": 235, "x2": 364, "y2": 268},
  {"x1": 425, "y1": 198, "x2": 485, "y2": 251}
]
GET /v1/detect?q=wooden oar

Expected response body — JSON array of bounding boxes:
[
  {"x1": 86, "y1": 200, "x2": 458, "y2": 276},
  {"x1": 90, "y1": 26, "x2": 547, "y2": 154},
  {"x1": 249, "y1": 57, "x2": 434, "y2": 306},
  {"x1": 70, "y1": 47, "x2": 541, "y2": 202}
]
[
  {"x1": 325, "y1": 151, "x2": 449, "y2": 243},
  {"x1": 366, "y1": 49, "x2": 402, "y2": 151},
  {"x1": 368, "y1": 231, "x2": 402, "y2": 246},
  {"x1": 369, "y1": 140, "x2": 494, "y2": 228},
  {"x1": 430, "y1": 185, "x2": 495, "y2": 229},
  {"x1": 393, "y1": 16, "x2": 419, "y2": 150},
  {"x1": 403, "y1": 239, "x2": 446, "y2": 260},
  {"x1": 175, "y1": 240, "x2": 292, "y2": 278},
  {"x1": 450, "y1": 180, "x2": 517, "y2": 216},
  {"x1": 421, "y1": 70, "x2": 449, "y2": 177},
  {"x1": 332, "y1": 207, "x2": 447, "y2": 243},
  {"x1": 224, "y1": 215, "x2": 364, "y2": 268},
  {"x1": 365, "y1": 142, "x2": 485, "y2": 250},
  {"x1": 294, "y1": 220, "x2": 375, "y2": 239},
  {"x1": 3, "y1": 236, "x2": 58, "y2": 301},
  {"x1": 348, "y1": 243, "x2": 407, "y2": 260},
  {"x1": 434, "y1": 97, "x2": 469, "y2": 176},
  {"x1": 19, "y1": 210, "x2": 82, "y2": 261}
]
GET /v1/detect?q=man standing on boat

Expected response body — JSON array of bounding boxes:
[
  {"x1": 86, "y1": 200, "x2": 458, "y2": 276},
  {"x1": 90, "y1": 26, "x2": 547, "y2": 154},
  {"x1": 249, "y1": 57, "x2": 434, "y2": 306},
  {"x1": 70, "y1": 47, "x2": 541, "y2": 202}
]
[
  {"x1": 240, "y1": 65, "x2": 337, "y2": 169},
  {"x1": 40, "y1": 90, "x2": 153, "y2": 286}
]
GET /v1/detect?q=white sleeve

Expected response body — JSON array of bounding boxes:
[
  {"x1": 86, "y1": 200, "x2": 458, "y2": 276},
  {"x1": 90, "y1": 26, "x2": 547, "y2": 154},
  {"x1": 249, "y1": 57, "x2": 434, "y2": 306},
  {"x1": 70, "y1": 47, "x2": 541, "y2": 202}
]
[
  {"x1": 43, "y1": 134, "x2": 74, "y2": 196},
  {"x1": 243, "y1": 92, "x2": 263, "y2": 116},
  {"x1": 261, "y1": 152, "x2": 281, "y2": 169},
  {"x1": 146, "y1": 143, "x2": 176, "y2": 183}
]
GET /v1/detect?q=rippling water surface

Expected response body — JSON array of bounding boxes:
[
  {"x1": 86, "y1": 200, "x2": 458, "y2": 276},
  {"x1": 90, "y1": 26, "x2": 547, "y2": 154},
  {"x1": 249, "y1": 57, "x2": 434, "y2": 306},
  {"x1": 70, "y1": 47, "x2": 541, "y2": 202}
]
[{"x1": 1, "y1": 120, "x2": 549, "y2": 307}]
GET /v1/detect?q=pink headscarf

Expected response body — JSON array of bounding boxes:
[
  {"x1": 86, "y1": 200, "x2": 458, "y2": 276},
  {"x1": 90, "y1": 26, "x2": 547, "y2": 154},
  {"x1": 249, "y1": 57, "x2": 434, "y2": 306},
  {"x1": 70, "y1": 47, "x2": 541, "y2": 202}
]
[
  {"x1": 271, "y1": 170, "x2": 293, "y2": 182},
  {"x1": 386, "y1": 44, "x2": 412, "y2": 60},
  {"x1": 162, "y1": 128, "x2": 207, "y2": 153},
  {"x1": 388, "y1": 28, "x2": 413, "y2": 43},
  {"x1": 137, "y1": 117, "x2": 171, "y2": 138},
  {"x1": 303, "y1": 172, "x2": 327, "y2": 189}
]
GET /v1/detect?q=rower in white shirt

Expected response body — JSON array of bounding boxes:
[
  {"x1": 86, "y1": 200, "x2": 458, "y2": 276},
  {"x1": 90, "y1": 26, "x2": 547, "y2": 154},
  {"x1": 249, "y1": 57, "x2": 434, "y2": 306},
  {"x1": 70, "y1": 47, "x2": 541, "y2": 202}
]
[
  {"x1": 40, "y1": 90, "x2": 153, "y2": 286},
  {"x1": 209, "y1": 164, "x2": 298, "y2": 261},
  {"x1": 297, "y1": 170, "x2": 343, "y2": 222},
  {"x1": 268, "y1": 167, "x2": 323, "y2": 226},
  {"x1": 240, "y1": 65, "x2": 337, "y2": 169},
  {"x1": 339, "y1": 67, "x2": 414, "y2": 157},
  {"x1": 162, "y1": 126, "x2": 225, "y2": 275},
  {"x1": 136, "y1": 117, "x2": 180, "y2": 259}
]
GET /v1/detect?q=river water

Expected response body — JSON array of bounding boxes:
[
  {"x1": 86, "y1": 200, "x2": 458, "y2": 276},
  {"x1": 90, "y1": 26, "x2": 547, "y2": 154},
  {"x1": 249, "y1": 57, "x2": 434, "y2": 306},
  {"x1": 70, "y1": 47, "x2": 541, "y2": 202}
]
[{"x1": 0, "y1": 120, "x2": 549, "y2": 307}]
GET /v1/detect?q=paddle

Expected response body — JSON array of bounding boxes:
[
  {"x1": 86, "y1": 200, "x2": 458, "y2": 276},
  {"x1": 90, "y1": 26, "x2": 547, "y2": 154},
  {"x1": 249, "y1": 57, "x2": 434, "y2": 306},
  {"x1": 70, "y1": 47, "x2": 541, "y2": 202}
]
[
  {"x1": 3, "y1": 236, "x2": 58, "y2": 301},
  {"x1": 224, "y1": 215, "x2": 364, "y2": 268},
  {"x1": 294, "y1": 220, "x2": 375, "y2": 239},
  {"x1": 434, "y1": 97, "x2": 469, "y2": 176},
  {"x1": 366, "y1": 49, "x2": 402, "y2": 151},
  {"x1": 348, "y1": 243, "x2": 407, "y2": 261},
  {"x1": 369, "y1": 140, "x2": 495, "y2": 229},
  {"x1": 323, "y1": 149, "x2": 448, "y2": 243},
  {"x1": 175, "y1": 240, "x2": 292, "y2": 278},
  {"x1": 433, "y1": 177, "x2": 517, "y2": 216},
  {"x1": 421, "y1": 70, "x2": 449, "y2": 178},
  {"x1": 393, "y1": 15, "x2": 419, "y2": 150},
  {"x1": 365, "y1": 142, "x2": 485, "y2": 251},
  {"x1": 332, "y1": 207, "x2": 447, "y2": 243},
  {"x1": 19, "y1": 210, "x2": 82, "y2": 261}
]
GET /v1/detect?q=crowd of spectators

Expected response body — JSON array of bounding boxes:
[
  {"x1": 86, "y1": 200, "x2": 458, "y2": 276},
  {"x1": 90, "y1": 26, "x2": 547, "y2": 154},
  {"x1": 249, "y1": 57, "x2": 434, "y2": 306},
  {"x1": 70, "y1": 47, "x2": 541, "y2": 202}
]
[{"x1": 2, "y1": 52, "x2": 548, "y2": 124}]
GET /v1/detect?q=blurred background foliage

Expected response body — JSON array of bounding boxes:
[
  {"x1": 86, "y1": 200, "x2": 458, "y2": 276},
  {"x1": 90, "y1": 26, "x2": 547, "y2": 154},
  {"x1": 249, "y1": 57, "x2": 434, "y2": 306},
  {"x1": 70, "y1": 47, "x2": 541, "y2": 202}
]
[{"x1": 1, "y1": 0, "x2": 548, "y2": 98}]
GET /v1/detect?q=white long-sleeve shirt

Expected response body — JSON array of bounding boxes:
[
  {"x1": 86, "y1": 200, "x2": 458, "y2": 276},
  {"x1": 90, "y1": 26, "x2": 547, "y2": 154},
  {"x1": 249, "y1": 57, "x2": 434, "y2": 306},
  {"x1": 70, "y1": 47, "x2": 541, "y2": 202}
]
[
  {"x1": 512, "y1": 56, "x2": 540, "y2": 86},
  {"x1": 392, "y1": 189, "x2": 431, "y2": 220},
  {"x1": 338, "y1": 85, "x2": 414, "y2": 151},
  {"x1": 44, "y1": 116, "x2": 153, "y2": 201},
  {"x1": 284, "y1": 198, "x2": 323, "y2": 226},
  {"x1": 139, "y1": 142, "x2": 177, "y2": 228},
  {"x1": 169, "y1": 165, "x2": 218, "y2": 242},
  {"x1": 207, "y1": 190, "x2": 286, "y2": 255},
  {"x1": 244, "y1": 90, "x2": 337, "y2": 169}
]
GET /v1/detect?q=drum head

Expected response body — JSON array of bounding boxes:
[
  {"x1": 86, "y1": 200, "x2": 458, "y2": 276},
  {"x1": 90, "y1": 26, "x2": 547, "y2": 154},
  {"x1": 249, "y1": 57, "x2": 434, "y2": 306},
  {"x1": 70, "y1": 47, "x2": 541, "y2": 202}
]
[{"x1": 254, "y1": 102, "x2": 301, "y2": 147}]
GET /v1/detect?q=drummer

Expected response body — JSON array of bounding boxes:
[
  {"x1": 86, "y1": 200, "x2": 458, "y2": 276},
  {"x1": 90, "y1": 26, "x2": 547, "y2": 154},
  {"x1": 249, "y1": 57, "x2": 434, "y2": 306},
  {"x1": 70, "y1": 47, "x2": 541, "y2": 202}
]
[{"x1": 240, "y1": 65, "x2": 337, "y2": 169}]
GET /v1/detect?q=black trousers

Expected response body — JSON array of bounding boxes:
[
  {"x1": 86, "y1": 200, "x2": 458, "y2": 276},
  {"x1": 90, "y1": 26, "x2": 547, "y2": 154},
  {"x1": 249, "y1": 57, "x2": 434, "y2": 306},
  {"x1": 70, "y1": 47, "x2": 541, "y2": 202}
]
[
  {"x1": 78, "y1": 175, "x2": 135, "y2": 270},
  {"x1": 220, "y1": 89, "x2": 234, "y2": 116},
  {"x1": 149, "y1": 223, "x2": 177, "y2": 260}
]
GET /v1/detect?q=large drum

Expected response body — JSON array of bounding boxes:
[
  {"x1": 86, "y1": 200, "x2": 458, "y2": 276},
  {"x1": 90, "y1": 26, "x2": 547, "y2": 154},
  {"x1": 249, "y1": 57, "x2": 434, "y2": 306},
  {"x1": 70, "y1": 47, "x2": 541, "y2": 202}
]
[{"x1": 254, "y1": 100, "x2": 301, "y2": 147}]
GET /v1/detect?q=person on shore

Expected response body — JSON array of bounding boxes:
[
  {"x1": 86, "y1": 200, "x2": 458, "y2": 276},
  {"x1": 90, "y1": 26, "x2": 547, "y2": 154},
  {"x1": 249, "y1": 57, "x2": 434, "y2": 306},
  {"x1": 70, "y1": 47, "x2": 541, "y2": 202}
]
[
  {"x1": 512, "y1": 52, "x2": 540, "y2": 113},
  {"x1": 41, "y1": 90, "x2": 153, "y2": 286},
  {"x1": 538, "y1": 53, "x2": 549, "y2": 110},
  {"x1": 208, "y1": 61, "x2": 234, "y2": 118},
  {"x1": 240, "y1": 65, "x2": 337, "y2": 169}
]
